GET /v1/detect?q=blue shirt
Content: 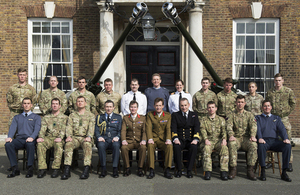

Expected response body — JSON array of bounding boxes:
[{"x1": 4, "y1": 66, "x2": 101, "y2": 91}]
[
  {"x1": 144, "y1": 87, "x2": 169, "y2": 112},
  {"x1": 255, "y1": 114, "x2": 288, "y2": 140},
  {"x1": 8, "y1": 112, "x2": 41, "y2": 139}
]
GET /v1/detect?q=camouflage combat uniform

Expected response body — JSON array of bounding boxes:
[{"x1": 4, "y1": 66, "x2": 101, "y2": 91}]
[
  {"x1": 64, "y1": 111, "x2": 95, "y2": 166},
  {"x1": 192, "y1": 89, "x2": 218, "y2": 118},
  {"x1": 245, "y1": 93, "x2": 264, "y2": 116},
  {"x1": 37, "y1": 112, "x2": 68, "y2": 170},
  {"x1": 217, "y1": 90, "x2": 237, "y2": 117},
  {"x1": 96, "y1": 91, "x2": 121, "y2": 115},
  {"x1": 200, "y1": 115, "x2": 229, "y2": 172},
  {"x1": 6, "y1": 83, "x2": 37, "y2": 127},
  {"x1": 68, "y1": 89, "x2": 96, "y2": 115},
  {"x1": 39, "y1": 88, "x2": 68, "y2": 115},
  {"x1": 227, "y1": 110, "x2": 257, "y2": 167},
  {"x1": 266, "y1": 86, "x2": 296, "y2": 163}
]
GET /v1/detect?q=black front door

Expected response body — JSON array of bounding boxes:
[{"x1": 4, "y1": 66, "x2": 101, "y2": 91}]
[{"x1": 126, "y1": 45, "x2": 180, "y2": 92}]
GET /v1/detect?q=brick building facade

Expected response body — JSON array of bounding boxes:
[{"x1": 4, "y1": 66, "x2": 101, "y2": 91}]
[{"x1": 0, "y1": 0, "x2": 299, "y2": 141}]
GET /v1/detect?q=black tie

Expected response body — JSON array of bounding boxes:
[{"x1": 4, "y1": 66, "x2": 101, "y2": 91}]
[
  {"x1": 107, "y1": 116, "x2": 110, "y2": 122},
  {"x1": 184, "y1": 112, "x2": 187, "y2": 121},
  {"x1": 25, "y1": 113, "x2": 28, "y2": 117},
  {"x1": 179, "y1": 93, "x2": 182, "y2": 110},
  {"x1": 133, "y1": 93, "x2": 136, "y2": 101}
]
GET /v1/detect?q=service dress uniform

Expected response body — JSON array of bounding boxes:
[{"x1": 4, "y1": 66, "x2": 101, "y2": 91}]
[
  {"x1": 217, "y1": 90, "x2": 237, "y2": 117},
  {"x1": 200, "y1": 115, "x2": 229, "y2": 172},
  {"x1": 146, "y1": 111, "x2": 173, "y2": 169},
  {"x1": 68, "y1": 89, "x2": 96, "y2": 115},
  {"x1": 39, "y1": 88, "x2": 68, "y2": 115},
  {"x1": 96, "y1": 91, "x2": 121, "y2": 115},
  {"x1": 245, "y1": 93, "x2": 264, "y2": 116},
  {"x1": 64, "y1": 111, "x2": 95, "y2": 166},
  {"x1": 37, "y1": 112, "x2": 68, "y2": 170},
  {"x1": 121, "y1": 114, "x2": 147, "y2": 169}
]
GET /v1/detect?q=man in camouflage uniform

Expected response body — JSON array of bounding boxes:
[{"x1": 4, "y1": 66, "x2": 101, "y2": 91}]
[
  {"x1": 39, "y1": 76, "x2": 67, "y2": 115},
  {"x1": 201, "y1": 101, "x2": 228, "y2": 180},
  {"x1": 7, "y1": 68, "x2": 37, "y2": 127},
  {"x1": 266, "y1": 73, "x2": 296, "y2": 172},
  {"x1": 96, "y1": 78, "x2": 121, "y2": 115},
  {"x1": 227, "y1": 95, "x2": 257, "y2": 180},
  {"x1": 36, "y1": 98, "x2": 68, "y2": 178},
  {"x1": 245, "y1": 82, "x2": 264, "y2": 116},
  {"x1": 192, "y1": 77, "x2": 218, "y2": 167},
  {"x1": 61, "y1": 96, "x2": 95, "y2": 180},
  {"x1": 217, "y1": 78, "x2": 237, "y2": 118},
  {"x1": 68, "y1": 76, "x2": 96, "y2": 115}
]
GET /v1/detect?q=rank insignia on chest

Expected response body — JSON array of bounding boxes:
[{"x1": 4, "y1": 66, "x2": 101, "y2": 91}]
[
  {"x1": 111, "y1": 121, "x2": 119, "y2": 123},
  {"x1": 137, "y1": 121, "x2": 143, "y2": 124},
  {"x1": 273, "y1": 119, "x2": 277, "y2": 122},
  {"x1": 79, "y1": 119, "x2": 83, "y2": 126},
  {"x1": 53, "y1": 123, "x2": 56, "y2": 127},
  {"x1": 28, "y1": 119, "x2": 33, "y2": 121},
  {"x1": 160, "y1": 120, "x2": 167, "y2": 123},
  {"x1": 112, "y1": 118, "x2": 118, "y2": 121}
]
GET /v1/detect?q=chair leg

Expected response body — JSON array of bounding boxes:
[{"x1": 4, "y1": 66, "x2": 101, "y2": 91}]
[{"x1": 271, "y1": 152, "x2": 275, "y2": 174}]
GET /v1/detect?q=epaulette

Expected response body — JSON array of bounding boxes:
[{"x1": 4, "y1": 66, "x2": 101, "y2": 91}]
[{"x1": 171, "y1": 92, "x2": 175, "y2": 95}]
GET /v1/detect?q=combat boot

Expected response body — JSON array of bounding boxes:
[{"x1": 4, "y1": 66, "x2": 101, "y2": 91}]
[
  {"x1": 247, "y1": 165, "x2": 257, "y2": 181},
  {"x1": 80, "y1": 165, "x2": 90, "y2": 179},
  {"x1": 220, "y1": 171, "x2": 228, "y2": 181},
  {"x1": 259, "y1": 167, "x2": 266, "y2": 181},
  {"x1": 204, "y1": 171, "x2": 211, "y2": 180},
  {"x1": 61, "y1": 165, "x2": 71, "y2": 180},
  {"x1": 37, "y1": 169, "x2": 47, "y2": 178},
  {"x1": 228, "y1": 166, "x2": 236, "y2": 179},
  {"x1": 51, "y1": 169, "x2": 60, "y2": 178},
  {"x1": 287, "y1": 163, "x2": 293, "y2": 172}
]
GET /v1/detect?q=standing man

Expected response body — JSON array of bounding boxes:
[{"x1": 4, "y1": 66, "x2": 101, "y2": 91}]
[
  {"x1": 96, "y1": 78, "x2": 121, "y2": 115},
  {"x1": 171, "y1": 98, "x2": 200, "y2": 178},
  {"x1": 192, "y1": 77, "x2": 218, "y2": 118},
  {"x1": 146, "y1": 98, "x2": 173, "y2": 179},
  {"x1": 168, "y1": 79, "x2": 192, "y2": 114},
  {"x1": 121, "y1": 100, "x2": 147, "y2": 177},
  {"x1": 201, "y1": 101, "x2": 228, "y2": 180},
  {"x1": 95, "y1": 100, "x2": 122, "y2": 178},
  {"x1": 7, "y1": 68, "x2": 37, "y2": 127},
  {"x1": 256, "y1": 100, "x2": 292, "y2": 182},
  {"x1": 68, "y1": 76, "x2": 96, "y2": 115},
  {"x1": 245, "y1": 82, "x2": 264, "y2": 116},
  {"x1": 121, "y1": 78, "x2": 147, "y2": 116},
  {"x1": 266, "y1": 73, "x2": 296, "y2": 172},
  {"x1": 227, "y1": 95, "x2": 257, "y2": 180},
  {"x1": 36, "y1": 98, "x2": 68, "y2": 178},
  {"x1": 217, "y1": 78, "x2": 237, "y2": 118},
  {"x1": 5, "y1": 97, "x2": 41, "y2": 178},
  {"x1": 145, "y1": 73, "x2": 169, "y2": 112},
  {"x1": 39, "y1": 76, "x2": 67, "y2": 115},
  {"x1": 61, "y1": 96, "x2": 95, "y2": 180}
]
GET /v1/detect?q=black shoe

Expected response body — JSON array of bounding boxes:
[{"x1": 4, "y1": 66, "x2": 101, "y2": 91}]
[
  {"x1": 37, "y1": 169, "x2": 47, "y2": 178},
  {"x1": 147, "y1": 169, "x2": 155, "y2": 179},
  {"x1": 196, "y1": 160, "x2": 202, "y2": 168},
  {"x1": 7, "y1": 167, "x2": 12, "y2": 172},
  {"x1": 204, "y1": 171, "x2": 211, "y2": 180},
  {"x1": 61, "y1": 165, "x2": 71, "y2": 180},
  {"x1": 265, "y1": 163, "x2": 272, "y2": 169},
  {"x1": 175, "y1": 170, "x2": 182, "y2": 178},
  {"x1": 26, "y1": 166, "x2": 33, "y2": 178},
  {"x1": 123, "y1": 168, "x2": 131, "y2": 177},
  {"x1": 186, "y1": 170, "x2": 193, "y2": 178},
  {"x1": 220, "y1": 171, "x2": 228, "y2": 181},
  {"x1": 113, "y1": 168, "x2": 119, "y2": 178},
  {"x1": 281, "y1": 171, "x2": 292, "y2": 182},
  {"x1": 164, "y1": 168, "x2": 173, "y2": 179},
  {"x1": 80, "y1": 166, "x2": 90, "y2": 179},
  {"x1": 51, "y1": 169, "x2": 60, "y2": 178},
  {"x1": 137, "y1": 169, "x2": 144, "y2": 177},
  {"x1": 287, "y1": 163, "x2": 293, "y2": 172},
  {"x1": 99, "y1": 170, "x2": 107, "y2": 178},
  {"x1": 259, "y1": 167, "x2": 266, "y2": 181},
  {"x1": 7, "y1": 166, "x2": 20, "y2": 178}
]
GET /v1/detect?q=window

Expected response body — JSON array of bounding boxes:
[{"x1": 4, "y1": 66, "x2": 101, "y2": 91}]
[
  {"x1": 28, "y1": 18, "x2": 73, "y2": 94},
  {"x1": 233, "y1": 18, "x2": 279, "y2": 97}
]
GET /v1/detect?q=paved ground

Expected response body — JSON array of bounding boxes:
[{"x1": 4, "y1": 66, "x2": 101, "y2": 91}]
[{"x1": 0, "y1": 146, "x2": 299, "y2": 195}]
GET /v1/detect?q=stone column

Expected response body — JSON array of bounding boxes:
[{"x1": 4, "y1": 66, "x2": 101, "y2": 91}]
[
  {"x1": 97, "y1": 1, "x2": 114, "y2": 88},
  {"x1": 188, "y1": 1, "x2": 205, "y2": 95}
]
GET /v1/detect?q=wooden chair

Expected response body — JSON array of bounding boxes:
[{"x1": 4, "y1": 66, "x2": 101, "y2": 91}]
[
  {"x1": 254, "y1": 150, "x2": 282, "y2": 176},
  {"x1": 16, "y1": 149, "x2": 37, "y2": 170}
]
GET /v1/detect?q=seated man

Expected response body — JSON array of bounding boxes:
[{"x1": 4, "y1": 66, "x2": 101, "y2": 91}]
[
  {"x1": 95, "y1": 100, "x2": 122, "y2": 178},
  {"x1": 121, "y1": 100, "x2": 147, "y2": 177},
  {"x1": 200, "y1": 101, "x2": 228, "y2": 180},
  {"x1": 36, "y1": 98, "x2": 68, "y2": 178},
  {"x1": 146, "y1": 98, "x2": 173, "y2": 179},
  {"x1": 61, "y1": 96, "x2": 95, "y2": 180},
  {"x1": 227, "y1": 95, "x2": 257, "y2": 180},
  {"x1": 5, "y1": 97, "x2": 41, "y2": 178},
  {"x1": 256, "y1": 100, "x2": 292, "y2": 182},
  {"x1": 172, "y1": 98, "x2": 200, "y2": 178}
]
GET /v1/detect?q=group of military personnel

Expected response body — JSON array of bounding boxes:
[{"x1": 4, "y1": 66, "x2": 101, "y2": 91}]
[{"x1": 5, "y1": 68, "x2": 296, "y2": 182}]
